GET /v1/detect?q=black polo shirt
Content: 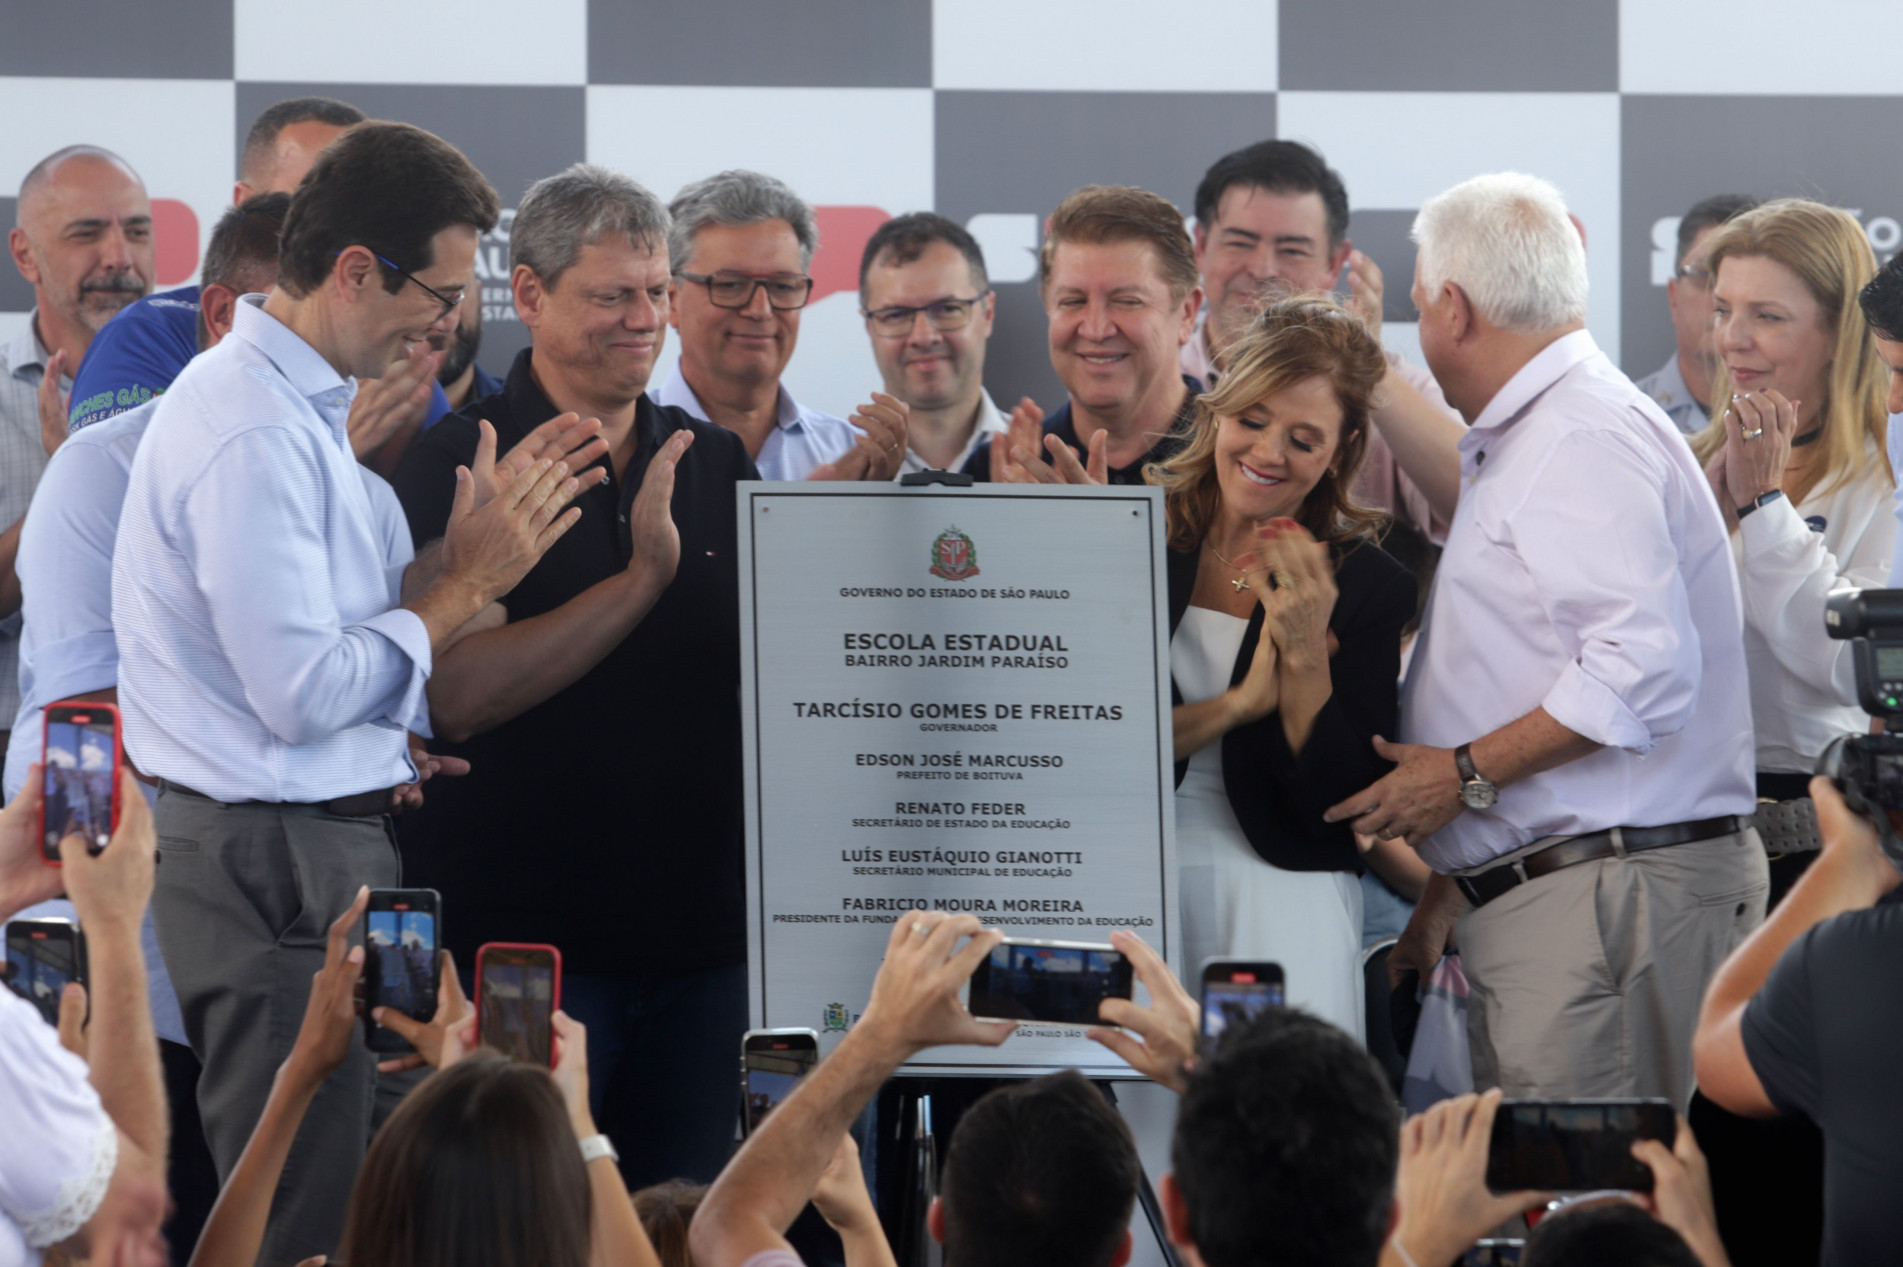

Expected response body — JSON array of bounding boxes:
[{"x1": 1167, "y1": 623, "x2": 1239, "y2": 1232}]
[
  {"x1": 389, "y1": 349, "x2": 758, "y2": 977},
  {"x1": 968, "y1": 373, "x2": 1202, "y2": 485}
]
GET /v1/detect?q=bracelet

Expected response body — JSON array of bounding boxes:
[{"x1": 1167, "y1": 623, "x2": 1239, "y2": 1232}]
[
  {"x1": 1735, "y1": 489, "x2": 1785, "y2": 521},
  {"x1": 579, "y1": 1133, "x2": 619, "y2": 1165}
]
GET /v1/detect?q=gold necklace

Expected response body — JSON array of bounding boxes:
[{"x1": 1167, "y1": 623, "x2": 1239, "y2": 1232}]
[{"x1": 1204, "y1": 541, "x2": 1267, "y2": 593}]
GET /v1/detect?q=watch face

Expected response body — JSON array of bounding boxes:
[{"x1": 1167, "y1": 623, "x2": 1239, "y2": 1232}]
[{"x1": 1461, "y1": 781, "x2": 1499, "y2": 810}]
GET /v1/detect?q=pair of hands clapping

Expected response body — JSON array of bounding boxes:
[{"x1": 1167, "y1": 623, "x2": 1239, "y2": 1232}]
[{"x1": 1227, "y1": 519, "x2": 1340, "y2": 726}]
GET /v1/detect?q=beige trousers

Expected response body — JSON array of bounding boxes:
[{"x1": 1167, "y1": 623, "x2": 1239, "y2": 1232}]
[{"x1": 1455, "y1": 828, "x2": 1768, "y2": 1109}]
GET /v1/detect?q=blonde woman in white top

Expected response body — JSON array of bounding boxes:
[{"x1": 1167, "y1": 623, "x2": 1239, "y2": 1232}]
[{"x1": 1695, "y1": 199, "x2": 1894, "y2": 836}]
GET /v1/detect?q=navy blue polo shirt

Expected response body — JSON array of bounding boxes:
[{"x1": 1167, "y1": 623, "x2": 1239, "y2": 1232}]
[
  {"x1": 967, "y1": 373, "x2": 1201, "y2": 485},
  {"x1": 67, "y1": 286, "x2": 199, "y2": 431}
]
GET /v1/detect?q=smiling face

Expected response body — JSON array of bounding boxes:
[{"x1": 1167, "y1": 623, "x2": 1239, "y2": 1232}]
[
  {"x1": 1045, "y1": 238, "x2": 1199, "y2": 423},
  {"x1": 11, "y1": 153, "x2": 154, "y2": 335},
  {"x1": 1194, "y1": 185, "x2": 1349, "y2": 351},
  {"x1": 1212, "y1": 374, "x2": 1345, "y2": 522},
  {"x1": 670, "y1": 218, "x2": 805, "y2": 393},
  {"x1": 863, "y1": 239, "x2": 993, "y2": 413},
  {"x1": 1713, "y1": 253, "x2": 1835, "y2": 418},
  {"x1": 345, "y1": 222, "x2": 476, "y2": 380},
  {"x1": 517, "y1": 234, "x2": 671, "y2": 408}
]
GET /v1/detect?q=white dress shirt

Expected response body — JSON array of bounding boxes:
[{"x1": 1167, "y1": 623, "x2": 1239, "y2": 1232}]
[
  {"x1": 113, "y1": 295, "x2": 428, "y2": 803},
  {"x1": 1734, "y1": 447, "x2": 1893, "y2": 774},
  {"x1": 898, "y1": 389, "x2": 1008, "y2": 476},
  {"x1": 650, "y1": 365, "x2": 862, "y2": 481},
  {"x1": 1401, "y1": 330, "x2": 1756, "y2": 873}
]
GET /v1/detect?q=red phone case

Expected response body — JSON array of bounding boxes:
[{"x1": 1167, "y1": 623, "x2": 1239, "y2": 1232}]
[
  {"x1": 39, "y1": 701, "x2": 123, "y2": 867},
  {"x1": 474, "y1": 941, "x2": 562, "y2": 1068}
]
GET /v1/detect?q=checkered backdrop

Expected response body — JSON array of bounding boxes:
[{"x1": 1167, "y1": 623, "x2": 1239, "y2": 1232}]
[{"x1": 3, "y1": 0, "x2": 1900, "y2": 418}]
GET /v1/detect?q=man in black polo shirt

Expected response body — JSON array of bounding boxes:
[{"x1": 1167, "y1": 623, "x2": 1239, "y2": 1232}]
[
  {"x1": 973, "y1": 184, "x2": 1204, "y2": 485},
  {"x1": 389, "y1": 162, "x2": 755, "y2": 1187}
]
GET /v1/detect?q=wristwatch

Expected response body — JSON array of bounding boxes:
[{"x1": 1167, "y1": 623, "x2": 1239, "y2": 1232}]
[
  {"x1": 1455, "y1": 743, "x2": 1498, "y2": 810},
  {"x1": 580, "y1": 1134, "x2": 619, "y2": 1165}
]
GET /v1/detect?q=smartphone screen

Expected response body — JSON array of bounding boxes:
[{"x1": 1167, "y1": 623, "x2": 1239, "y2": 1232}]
[
  {"x1": 363, "y1": 890, "x2": 440, "y2": 1054},
  {"x1": 1486, "y1": 1099, "x2": 1676, "y2": 1193},
  {"x1": 741, "y1": 1029, "x2": 818, "y2": 1137},
  {"x1": 42, "y1": 705, "x2": 118, "y2": 860},
  {"x1": 967, "y1": 939, "x2": 1133, "y2": 1026},
  {"x1": 1200, "y1": 960, "x2": 1286, "y2": 1046},
  {"x1": 478, "y1": 944, "x2": 559, "y2": 1067},
  {"x1": 4, "y1": 922, "x2": 82, "y2": 1026}
]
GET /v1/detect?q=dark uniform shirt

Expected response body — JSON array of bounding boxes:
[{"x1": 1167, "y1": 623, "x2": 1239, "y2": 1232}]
[
  {"x1": 389, "y1": 348, "x2": 758, "y2": 976},
  {"x1": 968, "y1": 373, "x2": 1202, "y2": 485}
]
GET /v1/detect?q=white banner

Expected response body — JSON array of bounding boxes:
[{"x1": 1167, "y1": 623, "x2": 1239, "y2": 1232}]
[{"x1": 738, "y1": 482, "x2": 1178, "y2": 1077}]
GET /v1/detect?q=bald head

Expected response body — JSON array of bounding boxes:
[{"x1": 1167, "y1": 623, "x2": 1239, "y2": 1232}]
[{"x1": 10, "y1": 146, "x2": 153, "y2": 337}]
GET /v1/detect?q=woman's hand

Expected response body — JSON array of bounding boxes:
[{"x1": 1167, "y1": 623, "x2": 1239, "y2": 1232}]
[
  {"x1": 1226, "y1": 584, "x2": 1280, "y2": 726},
  {"x1": 1256, "y1": 519, "x2": 1337, "y2": 675},
  {"x1": 1719, "y1": 388, "x2": 1798, "y2": 510}
]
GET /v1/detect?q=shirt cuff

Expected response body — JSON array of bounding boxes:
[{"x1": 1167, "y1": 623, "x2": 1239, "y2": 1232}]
[
  {"x1": 358, "y1": 607, "x2": 433, "y2": 734},
  {"x1": 1541, "y1": 661, "x2": 1656, "y2": 754},
  {"x1": 1738, "y1": 491, "x2": 1811, "y2": 554},
  {"x1": 28, "y1": 631, "x2": 120, "y2": 706}
]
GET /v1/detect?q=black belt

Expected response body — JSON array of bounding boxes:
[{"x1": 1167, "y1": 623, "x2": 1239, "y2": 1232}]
[
  {"x1": 158, "y1": 780, "x2": 394, "y2": 819},
  {"x1": 1456, "y1": 814, "x2": 1749, "y2": 909}
]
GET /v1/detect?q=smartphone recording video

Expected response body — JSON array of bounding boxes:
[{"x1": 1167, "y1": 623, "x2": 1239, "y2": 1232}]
[
  {"x1": 476, "y1": 943, "x2": 560, "y2": 1067},
  {"x1": 1200, "y1": 959, "x2": 1285, "y2": 1048},
  {"x1": 363, "y1": 890, "x2": 440, "y2": 1054},
  {"x1": 741, "y1": 1028, "x2": 819, "y2": 1137},
  {"x1": 1486, "y1": 1098, "x2": 1676, "y2": 1194},
  {"x1": 41, "y1": 703, "x2": 120, "y2": 861},
  {"x1": 4, "y1": 919, "x2": 85, "y2": 1026},
  {"x1": 966, "y1": 937, "x2": 1133, "y2": 1026}
]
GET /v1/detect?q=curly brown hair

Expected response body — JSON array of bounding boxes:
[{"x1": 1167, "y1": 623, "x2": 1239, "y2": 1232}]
[{"x1": 1148, "y1": 297, "x2": 1388, "y2": 552}]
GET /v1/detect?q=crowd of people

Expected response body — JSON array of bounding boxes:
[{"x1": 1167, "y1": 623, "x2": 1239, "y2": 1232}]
[{"x1": 3, "y1": 94, "x2": 1902, "y2": 1267}]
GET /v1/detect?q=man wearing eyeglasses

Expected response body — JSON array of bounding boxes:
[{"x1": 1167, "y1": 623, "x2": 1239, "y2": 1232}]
[
  {"x1": 1637, "y1": 194, "x2": 1760, "y2": 435},
  {"x1": 858, "y1": 213, "x2": 1007, "y2": 475},
  {"x1": 652, "y1": 169, "x2": 907, "y2": 481}
]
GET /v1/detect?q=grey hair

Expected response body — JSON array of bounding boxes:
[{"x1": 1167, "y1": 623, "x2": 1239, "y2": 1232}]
[
  {"x1": 1411, "y1": 172, "x2": 1588, "y2": 334},
  {"x1": 666, "y1": 169, "x2": 818, "y2": 275},
  {"x1": 510, "y1": 163, "x2": 671, "y2": 288}
]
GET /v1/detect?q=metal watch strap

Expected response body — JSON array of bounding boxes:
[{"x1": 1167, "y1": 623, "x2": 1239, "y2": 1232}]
[{"x1": 1455, "y1": 743, "x2": 1481, "y2": 783}]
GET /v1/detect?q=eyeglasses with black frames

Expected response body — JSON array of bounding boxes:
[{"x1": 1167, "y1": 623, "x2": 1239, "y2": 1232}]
[
  {"x1": 677, "y1": 271, "x2": 816, "y2": 311},
  {"x1": 861, "y1": 292, "x2": 993, "y2": 337}
]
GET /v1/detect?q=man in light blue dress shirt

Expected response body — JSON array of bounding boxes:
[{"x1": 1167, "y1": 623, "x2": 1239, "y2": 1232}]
[
  {"x1": 112, "y1": 122, "x2": 587, "y2": 1264},
  {"x1": 651, "y1": 169, "x2": 908, "y2": 480}
]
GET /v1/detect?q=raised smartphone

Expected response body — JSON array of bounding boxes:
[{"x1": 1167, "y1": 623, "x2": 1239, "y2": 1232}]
[
  {"x1": 4, "y1": 918, "x2": 86, "y2": 1026},
  {"x1": 40, "y1": 701, "x2": 122, "y2": 863},
  {"x1": 740, "y1": 1027, "x2": 819, "y2": 1137},
  {"x1": 475, "y1": 942, "x2": 560, "y2": 1068},
  {"x1": 1486, "y1": 1098, "x2": 1677, "y2": 1193},
  {"x1": 1199, "y1": 958, "x2": 1285, "y2": 1048},
  {"x1": 362, "y1": 889, "x2": 441, "y2": 1053},
  {"x1": 965, "y1": 937, "x2": 1133, "y2": 1026}
]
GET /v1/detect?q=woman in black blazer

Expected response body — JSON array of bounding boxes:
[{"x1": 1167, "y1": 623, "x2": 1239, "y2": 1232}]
[{"x1": 1154, "y1": 298, "x2": 1415, "y2": 1037}]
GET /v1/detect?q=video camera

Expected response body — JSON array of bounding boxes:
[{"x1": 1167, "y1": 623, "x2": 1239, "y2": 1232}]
[{"x1": 1817, "y1": 588, "x2": 1903, "y2": 866}]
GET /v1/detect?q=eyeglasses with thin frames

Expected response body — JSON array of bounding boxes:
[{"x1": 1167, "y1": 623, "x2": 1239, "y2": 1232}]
[
  {"x1": 370, "y1": 252, "x2": 464, "y2": 320},
  {"x1": 862, "y1": 292, "x2": 992, "y2": 337},
  {"x1": 677, "y1": 272, "x2": 815, "y2": 311}
]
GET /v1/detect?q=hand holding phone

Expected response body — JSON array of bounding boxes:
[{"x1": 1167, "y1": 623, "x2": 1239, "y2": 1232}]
[
  {"x1": 1199, "y1": 958, "x2": 1285, "y2": 1049},
  {"x1": 1086, "y1": 930, "x2": 1198, "y2": 1091},
  {"x1": 362, "y1": 889, "x2": 441, "y2": 1054},
  {"x1": 1486, "y1": 1098, "x2": 1676, "y2": 1194},
  {"x1": 475, "y1": 942, "x2": 560, "y2": 1067},
  {"x1": 741, "y1": 1028, "x2": 818, "y2": 1137},
  {"x1": 4, "y1": 918, "x2": 86, "y2": 1026},
  {"x1": 965, "y1": 937, "x2": 1133, "y2": 1026},
  {"x1": 39, "y1": 702, "x2": 123, "y2": 864}
]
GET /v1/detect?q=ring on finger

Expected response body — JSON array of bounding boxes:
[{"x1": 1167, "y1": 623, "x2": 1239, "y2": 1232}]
[{"x1": 1742, "y1": 427, "x2": 1764, "y2": 441}]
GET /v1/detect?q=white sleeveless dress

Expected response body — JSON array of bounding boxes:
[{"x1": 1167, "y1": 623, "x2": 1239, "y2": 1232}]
[{"x1": 1172, "y1": 606, "x2": 1366, "y2": 1041}]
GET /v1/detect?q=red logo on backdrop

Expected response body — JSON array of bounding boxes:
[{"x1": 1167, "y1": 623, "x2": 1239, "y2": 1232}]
[
  {"x1": 810, "y1": 206, "x2": 891, "y2": 302},
  {"x1": 152, "y1": 199, "x2": 199, "y2": 286}
]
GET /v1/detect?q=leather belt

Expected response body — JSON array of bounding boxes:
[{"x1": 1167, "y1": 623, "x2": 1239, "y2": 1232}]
[
  {"x1": 158, "y1": 779, "x2": 394, "y2": 819},
  {"x1": 1456, "y1": 814, "x2": 1749, "y2": 909}
]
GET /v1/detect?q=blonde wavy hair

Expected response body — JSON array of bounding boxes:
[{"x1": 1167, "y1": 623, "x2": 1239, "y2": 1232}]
[
  {"x1": 1689, "y1": 198, "x2": 1891, "y2": 501},
  {"x1": 1148, "y1": 297, "x2": 1388, "y2": 553}
]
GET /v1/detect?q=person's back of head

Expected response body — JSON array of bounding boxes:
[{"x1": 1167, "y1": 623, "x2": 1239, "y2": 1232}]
[
  {"x1": 632, "y1": 1179, "x2": 708, "y2": 1267},
  {"x1": 239, "y1": 95, "x2": 366, "y2": 197},
  {"x1": 196, "y1": 191, "x2": 291, "y2": 349},
  {"x1": 339, "y1": 1049, "x2": 591, "y2": 1267},
  {"x1": 1411, "y1": 172, "x2": 1588, "y2": 338},
  {"x1": 937, "y1": 1069, "x2": 1140, "y2": 1267},
  {"x1": 1521, "y1": 1202, "x2": 1704, "y2": 1267},
  {"x1": 1168, "y1": 1009, "x2": 1399, "y2": 1267}
]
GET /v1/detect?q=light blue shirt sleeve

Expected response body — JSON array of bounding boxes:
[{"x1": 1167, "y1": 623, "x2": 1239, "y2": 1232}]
[
  {"x1": 15, "y1": 439, "x2": 125, "y2": 708},
  {"x1": 177, "y1": 425, "x2": 431, "y2": 747}
]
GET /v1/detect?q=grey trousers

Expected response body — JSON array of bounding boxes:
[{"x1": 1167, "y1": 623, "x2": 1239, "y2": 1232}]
[
  {"x1": 151, "y1": 788, "x2": 400, "y2": 1267},
  {"x1": 1455, "y1": 828, "x2": 1769, "y2": 1110}
]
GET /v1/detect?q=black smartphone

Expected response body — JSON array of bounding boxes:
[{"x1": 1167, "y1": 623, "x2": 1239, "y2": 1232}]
[
  {"x1": 966, "y1": 937, "x2": 1133, "y2": 1025},
  {"x1": 40, "y1": 701, "x2": 122, "y2": 862},
  {"x1": 1200, "y1": 958, "x2": 1285, "y2": 1049},
  {"x1": 740, "y1": 1028, "x2": 819, "y2": 1138},
  {"x1": 4, "y1": 918, "x2": 86, "y2": 1026},
  {"x1": 1460, "y1": 1241, "x2": 1524, "y2": 1267},
  {"x1": 475, "y1": 942, "x2": 561, "y2": 1067},
  {"x1": 1486, "y1": 1098, "x2": 1676, "y2": 1193},
  {"x1": 363, "y1": 889, "x2": 441, "y2": 1053}
]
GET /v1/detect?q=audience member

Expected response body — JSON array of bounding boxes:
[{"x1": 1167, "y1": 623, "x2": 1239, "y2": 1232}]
[
  {"x1": 113, "y1": 120, "x2": 581, "y2": 1263},
  {"x1": 975, "y1": 184, "x2": 1203, "y2": 485},
  {"x1": 1521, "y1": 1204, "x2": 1705, "y2": 1267},
  {"x1": 1158, "y1": 299, "x2": 1415, "y2": 1036},
  {"x1": 1186, "y1": 139, "x2": 1466, "y2": 539},
  {"x1": 691, "y1": 911, "x2": 1014, "y2": 1267},
  {"x1": 0, "y1": 769, "x2": 169, "y2": 1267},
  {"x1": 1330, "y1": 173, "x2": 1762, "y2": 1107},
  {"x1": 633, "y1": 1181, "x2": 707, "y2": 1267},
  {"x1": 1694, "y1": 776, "x2": 1903, "y2": 1266},
  {"x1": 1636, "y1": 195, "x2": 1759, "y2": 433},
  {"x1": 438, "y1": 278, "x2": 503, "y2": 411},
  {"x1": 390, "y1": 163, "x2": 755, "y2": 1188},
  {"x1": 63, "y1": 98, "x2": 366, "y2": 438},
  {"x1": 859, "y1": 212, "x2": 1007, "y2": 474},
  {"x1": 2, "y1": 145, "x2": 152, "y2": 741},
  {"x1": 652, "y1": 169, "x2": 906, "y2": 480}
]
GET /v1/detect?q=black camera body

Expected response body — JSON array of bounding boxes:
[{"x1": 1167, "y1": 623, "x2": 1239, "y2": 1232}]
[{"x1": 1818, "y1": 589, "x2": 1903, "y2": 867}]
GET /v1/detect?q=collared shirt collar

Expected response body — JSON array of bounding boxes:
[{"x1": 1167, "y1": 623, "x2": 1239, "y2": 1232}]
[
  {"x1": 1646, "y1": 352, "x2": 1695, "y2": 411},
  {"x1": 1180, "y1": 310, "x2": 1219, "y2": 386},
  {"x1": 5, "y1": 310, "x2": 51, "y2": 382},
  {"x1": 653, "y1": 362, "x2": 806, "y2": 431},
  {"x1": 228, "y1": 293, "x2": 356, "y2": 442},
  {"x1": 1463, "y1": 328, "x2": 1601, "y2": 443}
]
